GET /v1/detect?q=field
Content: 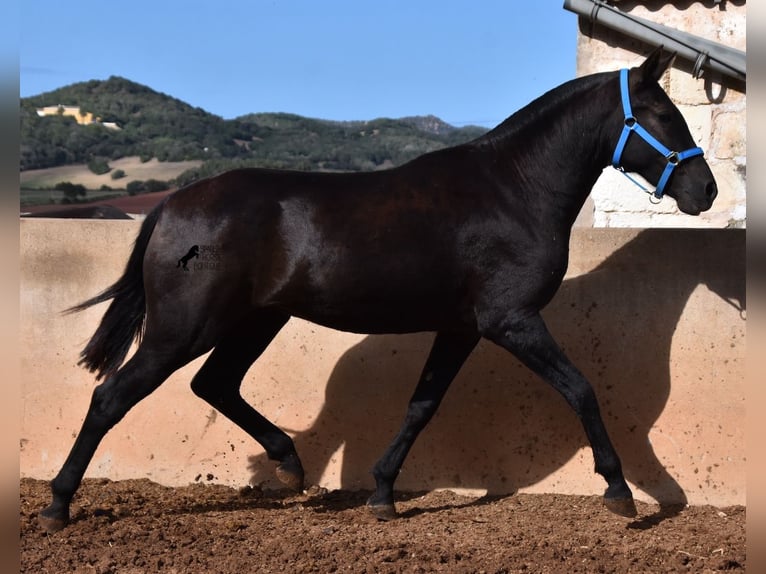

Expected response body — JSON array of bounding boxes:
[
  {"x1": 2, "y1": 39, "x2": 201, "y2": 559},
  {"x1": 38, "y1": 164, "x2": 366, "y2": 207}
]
[
  {"x1": 20, "y1": 189, "x2": 128, "y2": 208},
  {"x1": 20, "y1": 157, "x2": 202, "y2": 206}
]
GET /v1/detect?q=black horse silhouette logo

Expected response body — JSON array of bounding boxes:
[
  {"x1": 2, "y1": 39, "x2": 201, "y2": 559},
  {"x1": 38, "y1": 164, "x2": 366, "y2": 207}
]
[{"x1": 177, "y1": 245, "x2": 199, "y2": 271}]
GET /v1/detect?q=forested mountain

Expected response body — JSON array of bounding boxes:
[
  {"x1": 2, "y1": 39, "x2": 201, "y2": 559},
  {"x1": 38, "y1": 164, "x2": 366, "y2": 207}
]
[{"x1": 20, "y1": 76, "x2": 488, "y2": 184}]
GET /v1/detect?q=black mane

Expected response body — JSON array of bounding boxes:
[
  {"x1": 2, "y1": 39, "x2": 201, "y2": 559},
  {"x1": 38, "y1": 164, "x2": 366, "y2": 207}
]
[{"x1": 476, "y1": 71, "x2": 613, "y2": 148}]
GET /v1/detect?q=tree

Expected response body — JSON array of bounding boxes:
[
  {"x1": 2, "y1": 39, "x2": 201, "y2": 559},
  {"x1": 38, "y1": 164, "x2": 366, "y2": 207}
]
[
  {"x1": 126, "y1": 180, "x2": 146, "y2": 195},
  {"x1": 87, "y1": 157, "x2": 111, "y2": 175},
  {"x1": 54, "y1": 181, "x2": 86, "y2": 203},
  {"x1": 144, "y1": 179, "x2": 170, "y2": 192}
]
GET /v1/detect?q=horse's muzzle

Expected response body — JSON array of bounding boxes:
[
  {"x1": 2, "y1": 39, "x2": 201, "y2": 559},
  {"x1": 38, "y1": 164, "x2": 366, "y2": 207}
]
[
  {"x1": 677, "y1": 180, "x2": 718, "y2": 215},
  {"x1": 705, "y1": 181, "x2": 719, "y2": 204}
]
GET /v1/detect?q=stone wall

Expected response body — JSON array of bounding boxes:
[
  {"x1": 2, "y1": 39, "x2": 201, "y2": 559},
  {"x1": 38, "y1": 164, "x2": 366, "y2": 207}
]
[
  {"x1": 572, "y1": 1, "x2": 746, "y2": 228},
  {"x1": 20, "y1": 220, "x2": 746, "y2": 506}
]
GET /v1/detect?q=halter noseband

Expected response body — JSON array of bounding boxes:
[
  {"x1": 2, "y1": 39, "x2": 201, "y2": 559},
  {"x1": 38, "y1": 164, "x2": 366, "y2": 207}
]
[{"x1": 611, "y1": 68, "x2": 703, "y2": 199}]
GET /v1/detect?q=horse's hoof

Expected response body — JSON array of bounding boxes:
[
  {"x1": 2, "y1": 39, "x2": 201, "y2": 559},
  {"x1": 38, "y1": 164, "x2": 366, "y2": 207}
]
[
  {"x1": 38, "y1": 508, "x2": 69, "y2": 533},
  {"x1": 603, "y1": 496, "x2": 638, "y2": 518},
  {"x1": 367, "y1": 502, "x2": 398, "y2": 521},
  {"x1": 275, "y1": 460, "x2": 304, "y2": 492}
]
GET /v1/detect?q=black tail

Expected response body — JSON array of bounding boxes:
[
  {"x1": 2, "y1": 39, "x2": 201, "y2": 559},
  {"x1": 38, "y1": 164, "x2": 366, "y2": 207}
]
[{"x1": 68, "y1": 199, "x2": 168, "y2": 380}]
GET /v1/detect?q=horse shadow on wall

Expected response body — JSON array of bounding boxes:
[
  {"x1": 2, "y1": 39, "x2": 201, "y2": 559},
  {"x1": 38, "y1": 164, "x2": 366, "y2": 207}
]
[{"x1": 248, "y1": 229, "x2": 745, "y2": 510}]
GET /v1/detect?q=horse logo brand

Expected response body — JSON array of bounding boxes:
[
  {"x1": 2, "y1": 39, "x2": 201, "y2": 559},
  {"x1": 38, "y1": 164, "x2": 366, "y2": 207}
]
[
  {"x1": 176, "y1": 245, "x2": 199, "y2": 270},
  {"x1": 176, "y1": 244, "x2": 222, "y2": 272}
]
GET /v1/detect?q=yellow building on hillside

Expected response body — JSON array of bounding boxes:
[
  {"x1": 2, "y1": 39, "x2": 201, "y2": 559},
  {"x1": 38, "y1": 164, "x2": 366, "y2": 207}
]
[{"x1": 35, "y1": 105, "x2": 120, "y2": 130}]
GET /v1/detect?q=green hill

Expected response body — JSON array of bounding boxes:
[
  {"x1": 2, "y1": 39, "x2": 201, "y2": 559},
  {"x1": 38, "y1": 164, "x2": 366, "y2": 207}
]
[{"x1": 20, "y1": 76, "x2": 488, "y2": 188}]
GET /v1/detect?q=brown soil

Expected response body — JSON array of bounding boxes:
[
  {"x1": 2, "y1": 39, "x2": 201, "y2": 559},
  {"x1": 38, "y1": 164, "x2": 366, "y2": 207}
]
[{"x1": 20, "y1": 478, "x2": 745, "y2": 573}]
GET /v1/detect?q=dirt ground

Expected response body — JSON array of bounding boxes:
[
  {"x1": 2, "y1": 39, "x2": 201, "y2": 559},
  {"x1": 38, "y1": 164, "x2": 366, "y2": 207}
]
[{"x1": 20, "y1": 477, "x2": 744, "y2": 573}]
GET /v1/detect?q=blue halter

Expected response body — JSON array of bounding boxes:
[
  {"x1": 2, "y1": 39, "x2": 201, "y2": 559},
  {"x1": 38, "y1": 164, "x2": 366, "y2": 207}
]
[{"x1": 611, "y1": 68, "x2": 704, "y2": 199}]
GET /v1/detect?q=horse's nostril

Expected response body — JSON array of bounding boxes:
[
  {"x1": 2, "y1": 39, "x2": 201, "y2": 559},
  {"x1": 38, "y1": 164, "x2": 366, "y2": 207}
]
[{"x1": 706, "y1": 181, "x2": 718, "y2": 201}]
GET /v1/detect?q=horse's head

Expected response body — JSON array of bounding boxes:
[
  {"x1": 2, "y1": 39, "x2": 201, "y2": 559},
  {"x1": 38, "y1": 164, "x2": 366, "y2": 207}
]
[{"x1": 610, "y1": 47, "x2": 718, "y2": 215}]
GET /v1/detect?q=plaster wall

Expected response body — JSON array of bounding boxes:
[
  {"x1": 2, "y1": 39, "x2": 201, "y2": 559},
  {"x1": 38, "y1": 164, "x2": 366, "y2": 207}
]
[{"x1": 20, "y1": 219, "x2": 745, "y2": 506}]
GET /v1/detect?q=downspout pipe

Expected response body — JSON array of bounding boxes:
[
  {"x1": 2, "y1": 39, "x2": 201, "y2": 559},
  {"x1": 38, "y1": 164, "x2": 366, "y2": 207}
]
[{"x1": 563, "y1": 0, "x2": 745, "y2": 82}]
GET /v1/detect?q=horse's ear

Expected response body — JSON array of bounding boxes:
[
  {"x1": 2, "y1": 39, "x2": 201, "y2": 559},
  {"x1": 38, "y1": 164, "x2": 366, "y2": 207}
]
[{"x1": 638, "y1": 46, "x2": 676, "y2": 83}]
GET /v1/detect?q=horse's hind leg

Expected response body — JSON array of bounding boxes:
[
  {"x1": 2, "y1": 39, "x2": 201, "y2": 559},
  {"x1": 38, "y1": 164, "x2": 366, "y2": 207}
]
[
  {"x1": 189, "y1": 310, "x2": 304, "y2": 491},
  {"x1": 481, "y1": 312, "x2": 637, "y2": 518},
  {"x1": 367, "y1": 330, "x2": 479, "y2": 520},
  {"x1": 38, "y1": 345, "x2": 182, "y2": 532}
]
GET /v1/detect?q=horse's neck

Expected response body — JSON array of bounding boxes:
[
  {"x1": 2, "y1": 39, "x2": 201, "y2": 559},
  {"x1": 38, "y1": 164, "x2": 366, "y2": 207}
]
[{"x1": 480, "y1": 74, "x2": 617, "y2": 228}]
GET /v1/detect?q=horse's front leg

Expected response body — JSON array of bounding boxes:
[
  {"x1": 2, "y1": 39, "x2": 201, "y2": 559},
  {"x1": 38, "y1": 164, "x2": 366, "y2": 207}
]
[
  {"x1": 480, "y1": 311, "x2": 637, "y2": 517},
  {"x1": 367, "y1": 330, "x2": 479, "y2": 520}
]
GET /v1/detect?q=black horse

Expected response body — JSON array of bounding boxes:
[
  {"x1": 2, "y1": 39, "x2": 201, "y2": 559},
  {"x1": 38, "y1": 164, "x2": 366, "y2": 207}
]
[{"x1": 39, "y1": 48, "x2": 717, "y2": 532}]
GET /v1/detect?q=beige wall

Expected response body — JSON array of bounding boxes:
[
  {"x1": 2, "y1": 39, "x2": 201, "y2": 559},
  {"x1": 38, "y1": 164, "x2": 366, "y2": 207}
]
[
  {"x1": 20, "y1": 220, "x2": 745, "y2": 507},
  {"x1": 573, "y1": 1, "x2": 746, "y2": 228}
]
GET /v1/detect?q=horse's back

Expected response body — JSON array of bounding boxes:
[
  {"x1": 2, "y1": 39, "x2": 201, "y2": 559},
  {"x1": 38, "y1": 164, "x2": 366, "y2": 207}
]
[{"x1": 143, "y1": 165, "x2": 488, "y2": 334}]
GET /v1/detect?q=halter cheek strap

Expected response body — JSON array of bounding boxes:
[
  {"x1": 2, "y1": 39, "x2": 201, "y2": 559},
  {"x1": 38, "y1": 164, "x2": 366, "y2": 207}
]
[{"x1": 611, "y1": 68, "x2": 704, "y2": 199}]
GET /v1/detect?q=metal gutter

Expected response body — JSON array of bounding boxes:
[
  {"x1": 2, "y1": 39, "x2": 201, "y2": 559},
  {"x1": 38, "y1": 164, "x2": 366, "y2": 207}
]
[{"x1": 563, "y1": 0, "x2": 746, "y2": 82}]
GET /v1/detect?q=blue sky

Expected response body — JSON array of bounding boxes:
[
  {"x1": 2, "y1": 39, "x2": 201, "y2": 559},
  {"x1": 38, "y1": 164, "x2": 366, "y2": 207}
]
[{"x1": 19, "y1": 1, "x2": 578, "y2": 128}]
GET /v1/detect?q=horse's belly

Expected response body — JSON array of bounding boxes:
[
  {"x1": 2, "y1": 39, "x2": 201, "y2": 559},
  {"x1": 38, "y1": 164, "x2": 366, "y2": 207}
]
[
  {"x1": 274, "y1": 279, "x2": 471, "y2": 335},
  {"x1": 292, "y1": 304, "x2": 443, "y2": 335}
]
